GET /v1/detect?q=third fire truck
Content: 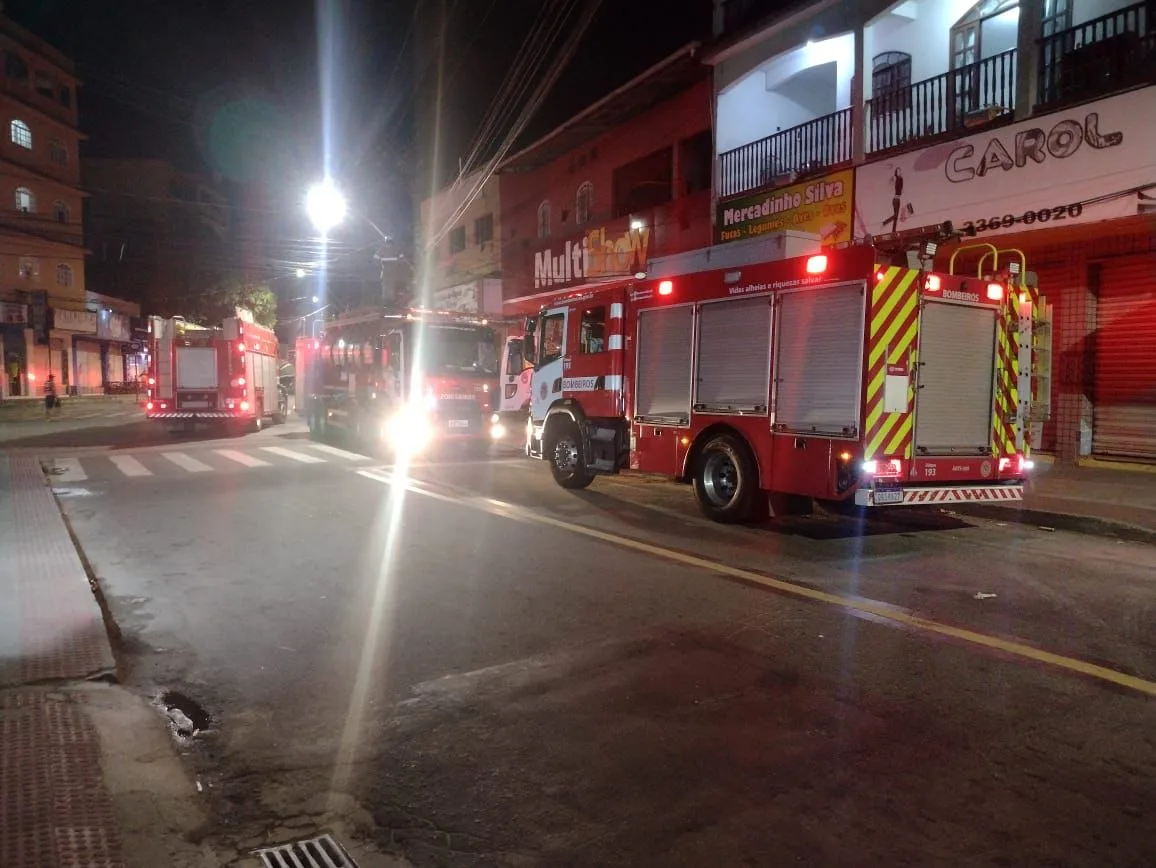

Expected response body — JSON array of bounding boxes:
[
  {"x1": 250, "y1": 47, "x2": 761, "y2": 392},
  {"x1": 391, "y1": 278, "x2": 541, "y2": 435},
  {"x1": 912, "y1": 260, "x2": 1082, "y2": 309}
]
[{"x1": 521, "y1": 234, "x2": 1050, "y2": 523}]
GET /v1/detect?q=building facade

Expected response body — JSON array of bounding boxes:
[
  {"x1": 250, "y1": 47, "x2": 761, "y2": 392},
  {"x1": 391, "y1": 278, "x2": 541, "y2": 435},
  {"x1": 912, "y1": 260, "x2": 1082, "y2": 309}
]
[
  {"x1": 0, "y1": 14, "x2": 85, "y2": 398},
  {"x1": 417, "y1": 169, "x2": 503, "y2": 314},
  {"x1": 498, "y1": 44, "x2": 715, "y2": 314},
  {"x1": 710, "y1": 0, "x2": 1156, "y2": 461}
]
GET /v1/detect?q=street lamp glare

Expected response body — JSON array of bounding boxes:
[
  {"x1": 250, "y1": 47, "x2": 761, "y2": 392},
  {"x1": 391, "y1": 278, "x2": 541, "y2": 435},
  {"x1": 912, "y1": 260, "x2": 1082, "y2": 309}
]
[
  {"x1": 296, "y1": 267, "x2": 307, "y2": 278},
  {"x1": 306, "y1": 179, "x2": 347, "y2": 234}
]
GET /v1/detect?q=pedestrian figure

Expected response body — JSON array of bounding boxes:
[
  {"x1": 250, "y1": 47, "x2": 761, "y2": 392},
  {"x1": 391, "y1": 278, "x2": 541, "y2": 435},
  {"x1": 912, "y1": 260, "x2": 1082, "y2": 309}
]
[{"x1": 44, "y1": 373, "x2": 58, "y2": 420}]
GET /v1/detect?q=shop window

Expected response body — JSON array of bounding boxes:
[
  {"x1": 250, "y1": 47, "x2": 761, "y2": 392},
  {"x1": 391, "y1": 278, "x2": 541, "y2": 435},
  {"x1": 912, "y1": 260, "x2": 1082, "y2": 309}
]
[
  {"x1": 537, "y1": 200, "x2": 551, "y2": 238},
  {"x1": 575, "y1": 181, "x2": 593, "y2": 225},
  {"x1": 579, "y1": 306, "x2": 606, "y2": 354},
  {"x1": 56, "y1": 264, "x2": 72, "y2": 287},
  {"x1": 612, "y1": 147, "x2": 673, "y2": 218},
  {"x1": 872, "y1": 52, "x2": 912, "y2": 112},
  {"x1": 15, "y1": 186, "x2": 34, "y2": 213},
  {"x1": 679, "y1": 130, "x2": 713, "y2": 197},
  {"x1": 10, "y1": 119, "x2": 31, "y2": 149},
  {"x1": 474, "y1": 213, "x2": 493, "y2": 245},
  {"x1": 449, "y1": 225, "x2": 466, "y2": 254}
]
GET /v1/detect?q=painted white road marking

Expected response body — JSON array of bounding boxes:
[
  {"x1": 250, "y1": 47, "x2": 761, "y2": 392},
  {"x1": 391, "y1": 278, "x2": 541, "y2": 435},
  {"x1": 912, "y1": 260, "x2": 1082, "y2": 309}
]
[
  {"x1": 214, "y1": 449, "x2": 271, "y2": 468},
  {"x1": 49, "y1": 457, "x2": 87, "y2": 482},
  {"x1": 163, "y1": 451, "x2": 214, "y2": 473},
  {"x1": 260, "y1": 445, "x2": 327, "y2": 464},
  {"x1": 110, "y1": 455, "x2": 153, "y2": 477},
  {"x1": 305, "y1": 442, "x2": 370, "y2": 461}
]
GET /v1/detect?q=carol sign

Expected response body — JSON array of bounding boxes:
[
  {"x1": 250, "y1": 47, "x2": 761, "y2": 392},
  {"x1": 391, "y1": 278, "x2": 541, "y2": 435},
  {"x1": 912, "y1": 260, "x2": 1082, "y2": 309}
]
[{"x1": 854, "y1": 89, "x2": 1156, "y2": 240}]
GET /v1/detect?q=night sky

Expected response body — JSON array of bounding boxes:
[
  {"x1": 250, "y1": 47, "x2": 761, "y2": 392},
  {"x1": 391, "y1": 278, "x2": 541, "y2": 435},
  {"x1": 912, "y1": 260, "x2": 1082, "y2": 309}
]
[{"x1": 4, "y1": 0, "x2": 711, "y2": 259}]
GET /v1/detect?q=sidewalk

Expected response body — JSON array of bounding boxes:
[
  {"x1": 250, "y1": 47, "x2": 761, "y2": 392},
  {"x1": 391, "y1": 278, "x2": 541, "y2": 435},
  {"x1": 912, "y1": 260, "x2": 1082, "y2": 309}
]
[
  {"x1": 948, "y1": 458, "x2": 1156, "y2": 541},
  {"x1": 1, "y1": 394, "x2": 142, "y2": 423},
  {"x1": 0, "y1": 453, "x2": 124, "y2": 867}
]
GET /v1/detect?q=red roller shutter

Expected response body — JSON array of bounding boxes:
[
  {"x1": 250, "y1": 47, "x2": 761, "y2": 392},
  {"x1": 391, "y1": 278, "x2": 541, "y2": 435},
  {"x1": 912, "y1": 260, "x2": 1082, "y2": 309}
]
[{"x1": 1093, "y1": 254, "x2": 1156, "y2": 459}]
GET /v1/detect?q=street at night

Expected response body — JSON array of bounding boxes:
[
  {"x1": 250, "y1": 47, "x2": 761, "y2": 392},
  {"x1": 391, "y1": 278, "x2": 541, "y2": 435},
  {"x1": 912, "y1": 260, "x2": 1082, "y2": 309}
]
[{"x1": 27, "y1": 420, "x2": 1152, "y2": 865}]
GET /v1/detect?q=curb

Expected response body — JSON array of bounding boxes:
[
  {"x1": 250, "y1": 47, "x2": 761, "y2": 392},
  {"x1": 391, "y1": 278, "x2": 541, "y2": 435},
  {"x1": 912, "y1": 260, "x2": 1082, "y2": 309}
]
[{"x1": 945, "y1": 504, "x2": 1156, "y2": 544}]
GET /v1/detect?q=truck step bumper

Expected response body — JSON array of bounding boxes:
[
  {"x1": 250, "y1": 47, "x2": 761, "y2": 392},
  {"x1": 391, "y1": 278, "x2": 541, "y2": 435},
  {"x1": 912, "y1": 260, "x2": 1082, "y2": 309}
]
[
  {"x1": 147, "y1": 411, "x2": 236, "y2": 419},
  {"x1": 854, "y1": 484, "x2": 1024, "y2": 507}
]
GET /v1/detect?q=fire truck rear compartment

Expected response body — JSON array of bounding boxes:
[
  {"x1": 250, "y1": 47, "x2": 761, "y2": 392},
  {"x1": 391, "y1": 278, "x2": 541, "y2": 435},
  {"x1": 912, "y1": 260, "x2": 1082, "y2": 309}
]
[{"x1": 914, "y1": 301, "x2": 998, "y2": 455}]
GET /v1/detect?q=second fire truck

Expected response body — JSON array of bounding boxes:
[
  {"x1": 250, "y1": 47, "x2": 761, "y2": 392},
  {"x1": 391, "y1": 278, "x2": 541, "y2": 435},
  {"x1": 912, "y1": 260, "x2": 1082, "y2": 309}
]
[
  {"x1": 521, "y1": 234, "x2": 1050, "y2": 523},
  {"x1": 297, "y1": 307, "x2": 503, "y2": 453}
]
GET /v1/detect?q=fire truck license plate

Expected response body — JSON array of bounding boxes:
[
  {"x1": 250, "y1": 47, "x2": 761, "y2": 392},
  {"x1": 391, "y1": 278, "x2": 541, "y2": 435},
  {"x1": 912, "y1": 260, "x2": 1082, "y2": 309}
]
[
  {"x1": 448, "y1": 419, "x2": 470, "y2": 429},
  {"x1": 874, "y1": 487, "x2": 903, "y2": 505}
]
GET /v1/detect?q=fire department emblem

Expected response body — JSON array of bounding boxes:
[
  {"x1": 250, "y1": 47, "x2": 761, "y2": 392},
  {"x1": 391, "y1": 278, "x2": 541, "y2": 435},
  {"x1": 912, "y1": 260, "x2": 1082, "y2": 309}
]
[
  {"x1": 539, "y1": 383, "x2": 548, "y2": 401},
  {"x1": 980, "y1": 460, "x2": 992, "y2": 478}
]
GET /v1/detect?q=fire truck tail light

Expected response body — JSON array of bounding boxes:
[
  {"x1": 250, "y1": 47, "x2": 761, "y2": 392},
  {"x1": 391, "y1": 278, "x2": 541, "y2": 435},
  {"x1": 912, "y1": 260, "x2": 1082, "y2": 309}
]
[
  {"x1": 237, "y1": 342, "x2": 246, "y2": 353},
  {"x1": 240, "y1": 401, "x2": 250, "y2": 412},
  {"x1": 147, "y1": 376, "x2": 155, "y2": 385},
  {"x1": 861, "y1": 460, "x2": 878, "y2": 474},
  {"x1": 925, "y1": 275, "x2": 942, "y2": 291},
  {"x1": 237, "y1": 377, "x2": 246, "y2": 386},
  {"x1": 658, "y1": 280, "x2": 673, "y2": 296},
  {"x1": 805, "y1": 254, "x2": 828, "y2": 274},
  {"x1": 159, "y1": 402, "x2": 167, "y2": 409},
  {"x1": 986, "y1": 283, "x2": 1004, "y2": 301},
  {"x1": 146, "y1": 401, "x2": 154, "y2": 411}
]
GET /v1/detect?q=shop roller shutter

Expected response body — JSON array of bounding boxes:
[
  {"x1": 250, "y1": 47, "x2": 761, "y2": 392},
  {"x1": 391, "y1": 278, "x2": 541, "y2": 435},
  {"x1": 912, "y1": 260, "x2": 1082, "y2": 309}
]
[
  {"x1": 914, "y1": 301, "x2": 997, "y2": 454},
  {"x1": 774, "y1": 282, "x2": 864, "y2": 436},
  {"x1": 1093, "y1": 254, "x2": 1156, "y2": 459},
  {"x1": 635, "y1": 305, "x2": 694, "y2": 424},
  {"x1": 695, "y1": 295, "x2": 772, "y2": 412}
]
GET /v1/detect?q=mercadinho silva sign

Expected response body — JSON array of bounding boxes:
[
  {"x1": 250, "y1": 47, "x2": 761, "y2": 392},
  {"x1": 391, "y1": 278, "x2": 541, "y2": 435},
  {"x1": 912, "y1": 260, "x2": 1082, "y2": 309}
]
[{"x1": 716, "y1": 168, "x2": 854, "y2": 245}]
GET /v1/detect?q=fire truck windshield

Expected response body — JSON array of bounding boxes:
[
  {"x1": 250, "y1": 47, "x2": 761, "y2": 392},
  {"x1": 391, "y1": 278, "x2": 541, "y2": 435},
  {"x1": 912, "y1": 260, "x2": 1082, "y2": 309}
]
[{"x1": 417, "y1": 325, "x2": 498, "y2": 375}]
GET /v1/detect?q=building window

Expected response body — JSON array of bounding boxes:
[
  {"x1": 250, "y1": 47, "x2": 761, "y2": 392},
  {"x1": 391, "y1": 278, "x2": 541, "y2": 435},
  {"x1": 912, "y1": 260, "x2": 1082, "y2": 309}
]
[
  {"x1": 18, "y1": 256, "x2": 38, "y2": 279},
  {"x1": 579, "y1": 306, "x2": 606, "y2": 354},
  {"x1": 56, "y1": 264, "x2": 72, "y2": 287},
  {"x1": 10, "y1": 119, "x2": 32, "y2": 149},
  {"x1": 612, "y1": 147, "x2": 673, "y2": 218},
  {"x1": 679, "y1": 130, "x2": 713, "y2": 197},
  {"x1": 474, "y1": 213, "x2": 494, "y2": 245},
  {"x1": 537, "y1": 201, "x2": 551, "y2": 238},
  {"x1": 4, "y1": 51, "x2": 28, "y2": 82},
  {"x1": 53, "y1": 200, "x2": 69, "y2": 223},
  {"x1": 575, "y1": 182, "x2": 593, "y2": 225},
  {"x1": 950, "y1": 0, "x2": 1020, "y2": 69},
  {"x1": 872, "y1": 52, "x2": 913, "y2": 112},
  {"x1": 49, "y1": 138, "x2": 68, "y2": 165},
  {"x1": 15, "y1": 187, "x2": 35, "y2": 213},
  {"x1": 34, "y1": 71, "x2": 54, "y2": 100},
  {"x1": 449, "y1": 225, "x2": 466, "y2": 254}
]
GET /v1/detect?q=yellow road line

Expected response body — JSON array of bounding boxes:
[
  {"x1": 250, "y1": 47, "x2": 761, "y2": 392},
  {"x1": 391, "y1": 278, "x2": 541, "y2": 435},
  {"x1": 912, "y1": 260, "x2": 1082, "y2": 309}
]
[{"x1": 357, "y1": 469, "x2": 1156, "y2": 699}]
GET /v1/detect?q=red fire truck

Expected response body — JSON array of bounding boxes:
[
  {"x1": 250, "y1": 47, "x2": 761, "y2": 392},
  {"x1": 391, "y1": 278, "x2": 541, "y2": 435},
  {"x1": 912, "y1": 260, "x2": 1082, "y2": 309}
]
[
  {"x1": 146, "y1": 311, "x2": 282, "y2": 431},
  {"x1": 297, "y1": 307, "x2": 503, "y2": 453},
  {"x1": 521, "y1": 237, "x2": 1050, "y2": 523}
]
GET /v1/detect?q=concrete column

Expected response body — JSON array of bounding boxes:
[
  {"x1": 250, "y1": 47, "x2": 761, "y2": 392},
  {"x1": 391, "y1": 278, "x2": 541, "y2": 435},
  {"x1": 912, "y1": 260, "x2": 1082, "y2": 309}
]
[
  {"x1": 1015, "y1": 0, "x2": 1044, "y2": 120},
  {"x1": 851, "y1": 25, "x2": 866, "y2": 164}
]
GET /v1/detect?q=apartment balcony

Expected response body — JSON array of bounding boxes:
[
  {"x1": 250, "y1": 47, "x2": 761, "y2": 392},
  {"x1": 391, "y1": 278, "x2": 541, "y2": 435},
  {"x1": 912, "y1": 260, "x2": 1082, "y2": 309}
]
[
  {"x1": 866, "y1": 49, "x2": 1017, "y2": 154},
  {"x1": 1038, "y1": 0, "x2": 1156, "y2": 107},
  {"x1": 717, "y1": 109, "x2": 853, "y2": 199}
]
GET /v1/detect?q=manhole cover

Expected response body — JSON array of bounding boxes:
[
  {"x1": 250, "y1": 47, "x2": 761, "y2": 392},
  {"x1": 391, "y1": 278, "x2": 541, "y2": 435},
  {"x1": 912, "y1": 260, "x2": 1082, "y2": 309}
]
[{"x1": 255, "y1": 833, "x2": 359, "y2": 867}]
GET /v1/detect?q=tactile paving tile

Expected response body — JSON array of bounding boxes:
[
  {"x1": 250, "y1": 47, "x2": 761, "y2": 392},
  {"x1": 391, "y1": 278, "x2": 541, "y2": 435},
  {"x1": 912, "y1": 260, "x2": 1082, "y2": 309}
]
[{"x1": 0, "y1": 691, "x2": 125, "y2": 868}]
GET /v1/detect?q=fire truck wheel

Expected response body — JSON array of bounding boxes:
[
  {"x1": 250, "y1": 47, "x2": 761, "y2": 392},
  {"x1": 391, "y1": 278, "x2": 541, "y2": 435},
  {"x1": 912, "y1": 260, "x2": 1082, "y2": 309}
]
[
  {"x1": 692, "y1": 434, "x2": 761, "y2": 524},
  {"x1": 548, "y1": 421, "x2": 595, "y2": 490}
]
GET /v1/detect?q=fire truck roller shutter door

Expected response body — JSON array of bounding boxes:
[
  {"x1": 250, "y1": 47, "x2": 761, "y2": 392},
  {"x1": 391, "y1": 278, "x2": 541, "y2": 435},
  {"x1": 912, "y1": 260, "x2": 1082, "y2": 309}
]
[
  {"x1": 914, "y1": 301, "x2": 998, "y2": 453},
  {"x1": 774, "y1": 283, "x2": 865, "y2": 436},
  {"x1": 1092, "y1": 253, "x2": 1156, "y2": 460},
  {"x1": 695, "y1": 296, "x2": 772, "y2": 413},
  {"x1": 635, "y1": 306, "x2": 694, "y2": 424}
]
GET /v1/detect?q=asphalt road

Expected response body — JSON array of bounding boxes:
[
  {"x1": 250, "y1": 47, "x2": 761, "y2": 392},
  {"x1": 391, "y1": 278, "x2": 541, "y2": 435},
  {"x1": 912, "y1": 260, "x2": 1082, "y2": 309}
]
[{"x1": 49, "y1": 421, "x2": 1156, "y2": 866}]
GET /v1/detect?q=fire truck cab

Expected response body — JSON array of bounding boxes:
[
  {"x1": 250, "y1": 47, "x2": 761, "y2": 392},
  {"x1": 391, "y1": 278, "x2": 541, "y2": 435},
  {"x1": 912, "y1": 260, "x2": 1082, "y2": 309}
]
[
  {"x1": 522, "y1": 234, "x2": 1048, "y2": 523},
  {"x1": 298, "y1": 307, "x2": 503, "y2": 454}
]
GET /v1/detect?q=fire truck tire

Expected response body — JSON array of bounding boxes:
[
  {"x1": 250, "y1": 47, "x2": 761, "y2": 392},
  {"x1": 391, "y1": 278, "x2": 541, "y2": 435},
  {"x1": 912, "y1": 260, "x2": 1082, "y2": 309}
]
[
  {"x1": 692, "y1": 434, "x2": 762, "y2": 524},
  {"x1": 547, "y1": 420, "x2": 595, "y2": 490}
]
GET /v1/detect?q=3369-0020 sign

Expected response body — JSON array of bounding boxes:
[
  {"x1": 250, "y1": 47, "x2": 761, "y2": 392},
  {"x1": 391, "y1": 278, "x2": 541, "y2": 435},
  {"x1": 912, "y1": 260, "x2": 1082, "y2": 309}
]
[{"x1": 964, "y1": 203, "x2": 1084, "y2": 234}]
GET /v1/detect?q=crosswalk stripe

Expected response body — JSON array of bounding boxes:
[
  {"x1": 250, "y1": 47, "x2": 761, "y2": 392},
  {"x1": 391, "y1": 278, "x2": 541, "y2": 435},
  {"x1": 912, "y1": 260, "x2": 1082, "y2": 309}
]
[
  {"x1": 50, "y1": 457, "x2": 87, "y2": 482},
  {"x1": 110, "y1": 455, "x2": 153, "y2": 477},
  {"x1": 259, "y1": 445, "x2": 326, "y2": 464},
  {"x1": 214, "y1": 449, "x2": 271, "y2": 468},
  {"x1": 163, "y1": 452, "x2": 214, "y2": 473},
  {"x1": 304, "y1": 442, "x2": 369, "y2": 461}
]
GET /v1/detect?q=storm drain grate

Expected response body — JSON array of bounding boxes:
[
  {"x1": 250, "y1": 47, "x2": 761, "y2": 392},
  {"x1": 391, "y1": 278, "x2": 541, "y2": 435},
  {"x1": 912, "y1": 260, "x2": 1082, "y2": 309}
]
[{"x1": 255, "y1": 833, "x2": 359, "y2": 868}]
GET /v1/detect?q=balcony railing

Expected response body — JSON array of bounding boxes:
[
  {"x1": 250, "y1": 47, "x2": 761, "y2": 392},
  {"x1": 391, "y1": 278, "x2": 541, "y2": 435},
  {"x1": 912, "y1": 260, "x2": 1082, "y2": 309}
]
[
  {"x1": 1038, "y1": 1, "x2": 1156, "y2": 107},
  {"x1": 866, "y1": 50, "x2": 1017, "y2": 154},
  {"x1": 718, "y1": 108, "x2": 853, "y2": 199}
]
